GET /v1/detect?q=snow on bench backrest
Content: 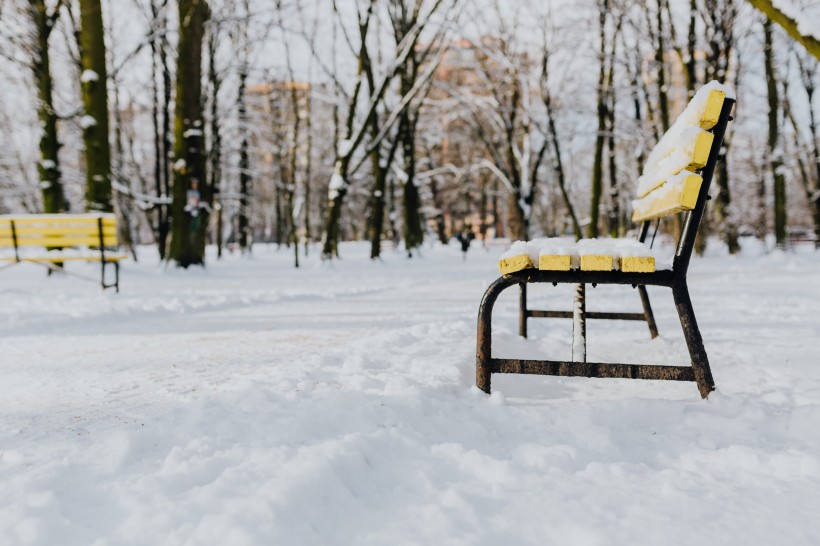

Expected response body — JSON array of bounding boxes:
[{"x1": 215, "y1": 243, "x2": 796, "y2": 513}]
[{"x1": 631, "y1": 81, "x2": 733, "y2": 223}]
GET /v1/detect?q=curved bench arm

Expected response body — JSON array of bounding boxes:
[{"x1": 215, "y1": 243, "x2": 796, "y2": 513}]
[{"x1": 476, "y1": 275, "x2": 519, "y2": 393}]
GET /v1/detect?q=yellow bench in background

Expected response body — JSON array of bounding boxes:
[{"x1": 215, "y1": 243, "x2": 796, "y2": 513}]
[{"x1": 0, "y1": 214, "x2": 127, "y2": 291}]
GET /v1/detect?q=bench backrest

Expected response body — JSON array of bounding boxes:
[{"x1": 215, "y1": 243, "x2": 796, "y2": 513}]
[
  {"x1": 0, "y1": 214, "x2": 118, "y2": 249},
  {"x1": 630, "y1": 82, "x2": 735, "y2": 273}
]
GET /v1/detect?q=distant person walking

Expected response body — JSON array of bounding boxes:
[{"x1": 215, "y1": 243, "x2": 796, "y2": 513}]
[{"x1": 455, "y1": 226, "x2": 475, "y2": 261}]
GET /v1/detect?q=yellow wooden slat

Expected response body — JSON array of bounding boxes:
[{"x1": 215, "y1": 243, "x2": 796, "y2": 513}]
[
  {"x1": 580, "y1": 255, "x2": 613, "y2": 271},
  {"x1": 498, "y1": 253, "x2": 533, "y2": 275},
  {"x1": 621, "y1": 256, "x2": 655, "y2": 273},
  {"x1": 688, "y1": 131, "x2": 714, "y2": 171},
  {"x1": 538, "y1": 255, "x2": 572, "y2": 271},
  {"x1": 0, "y1": 236, "x2": 119, "y2": 247},
  {"x1": 0, "y1": 226, "x2": 117, "y2": 237},
  {"x1": 632, "y1": 174, "x2": 703, "y2": 223},
  {"x1": 699, "y1": 89, "x2": 726, "y2": 130},
  {"x1": 0, "y1": 215, "x2": 117, "y2": 227}
]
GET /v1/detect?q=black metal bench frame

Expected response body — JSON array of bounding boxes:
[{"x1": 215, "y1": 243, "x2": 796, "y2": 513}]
[{"x1": 476, "y1": 98, "x2": 735, "y2": 399}]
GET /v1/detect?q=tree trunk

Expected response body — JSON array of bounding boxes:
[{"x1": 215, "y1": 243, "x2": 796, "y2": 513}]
[
  {"x1": 149, "y1": 0, "x2": 171, "y2": 258},
  {"x1": 492, "y1": 180, "x2": 503, "y2": 238},
  {"x1": 169, "y1": 0, "x2": 210, "y2": 267},
  {"x1": 479, "y1": 175, "x2": 488, "y2": 243},
  {"x1": 685, "y1": 0, "x2": 697, "y2": 99},
  {"x1": 764, "y1": 20, "x2": 787, "y2": 248},
  {"x1": 368, "y1": 162, "x2": 387, "y2": 259},
  {"x1": 506, "y1": 192, "x2": 527, "y2": 241},
  {"x1": 701, "y1": 0, "x2": 739, "y2": 254},
  {"x1": 367, "y1": 137, "x2": 388, "y2": 259},
  {"x1": 400, "y1": 77, "x2": 424, "y2": 255},
  {"x1": 159, "y1": 6, "x2": 172, "y2": 258},
  {"x1": 655, "y1": 0, "x2": 670, "y2": 132},
  {"x1": 547, "y1": 102, "x2": 581, "y2": 240},
  {"x1": 624, "y1": 39, "x2": 647, "y2": 178},
  {"x1": 368, "y1": 120, "x2": 401, "y2": 259},
  {"x1": 322, "y1": 162, "x2": 347, "y2": 257},
  {"x1": 286, "y1": 83, "x2": 302, "y2": 267},
  {"x1": 321, "y1": 1, "x2": 374, "y2": 259},
  {"x1": 796, "y1": 54, "x2": 820, "y2": 246},
  {"x1": 402, "y1": 134, "x2": 424, "y2": 253},
  {"x1": 606, "y1": 99, "x2": 619, "y2": 237},
  {"x1": 207, "y1": 28, "x2": 223, "y2": 259},
  {"x1": 30, "y1": 0, "x2": 66, "y2": 213},
  {"x1": 237, "y1": 63, "x2": 252, "y2": 253},
  {"x1": 428, "y1": 174, "x2": 447, "y2": 244},
  {"x1": 589, "y1": 0, "x2": 608, "y2": 239},
  {"x1": 388, "y1": 172, "x2": 400, "y2": 246},
  {"x1": 149, "y1": 0, "x2": 165, "y2": 257},
  {"x1": 78, "y1": 0, "x2": 112, "y2": 212},
  {"x1": 304, "y1": 85, "x2": 313, "y2": 254},
  {"x1": 605, "y1": 18, "x2": 621, "y2": 237}
]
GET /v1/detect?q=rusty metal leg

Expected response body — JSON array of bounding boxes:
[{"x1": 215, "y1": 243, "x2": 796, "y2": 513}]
[
  {"x1": 572, "y1": 283, "x2": 586, "y2": 363},
  {"x1": 672, "y1": 282, "x2": 715, "y2": 398},
  {"x1": 638, "y1": 285, "x2": 659, "y2": 339},
  {"x1": 477, "y1": 276, "x2": 517, "y2": 394},
  {"x1": 519, "y1": 283, "x2": 528, "y2": 339}
]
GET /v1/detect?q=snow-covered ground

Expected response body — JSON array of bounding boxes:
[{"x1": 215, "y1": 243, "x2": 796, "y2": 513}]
[{"x1": 1, "y1": 240, "x2": 819, "y2": 545}]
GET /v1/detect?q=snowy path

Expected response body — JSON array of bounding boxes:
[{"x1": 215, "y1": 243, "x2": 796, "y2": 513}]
[{"x1": 1, "y1": 242, "x2": 819, "y2": 545}]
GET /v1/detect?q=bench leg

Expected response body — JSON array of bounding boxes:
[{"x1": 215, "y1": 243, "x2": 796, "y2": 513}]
[
  {"x1": 477, "y1": 276, "x2": 517, "y2": 394},
  {"x1": 519, "y1": 282, "x2": 528, "y2": 339},
  {"x1": 572, "y1": 283, "x2": 586, "y2": 362},
  {"x1": 638, "y1": 285, "x2": 659, "y2": 339},
  {"x1": 100, "y1": 260, "x2": 120, "y2": 292},
  {"x1": 672, "y1": 282, "x2": 715, "y2": 398}
]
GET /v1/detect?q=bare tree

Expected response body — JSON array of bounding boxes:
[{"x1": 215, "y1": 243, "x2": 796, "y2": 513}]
[
  {"x1": 319, "y1": 0, "x2": 455, "y2": 258},
  {"x1": 794, "y1": 50, "x2": 820, "y2": 245},
  {"x1": 702, "y1": 0, "x2": 740, "y2": 253},
  {"x1": 539, "y1": 27, "x2": 581, "y2": 240},
  {"x1": 25, "y1": 0, "x2": 68, "y2": 213},
  {"x1": 764, "y1": 19, "x2": 787, "y2": 248},
  {"x1": 169, "y1": 0, "x2": 210, "y2": 267},
  {"x1": 78, "y1": 0, "x2": 112, "y2": 212},
  {"x1": 590, "y1": 0, "x2": 623, "y2": 238}
]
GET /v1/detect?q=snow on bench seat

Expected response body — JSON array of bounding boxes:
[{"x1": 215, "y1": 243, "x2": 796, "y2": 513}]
[
  {"x1": 497, "y1": 238, "x2": 659, "y2": 274},
  {"x1": 538, "y1": 238, "x2": 578, "y2": 271},
  {"x1": 498, "y1": 241, "x2": 536, "y2": 275}
]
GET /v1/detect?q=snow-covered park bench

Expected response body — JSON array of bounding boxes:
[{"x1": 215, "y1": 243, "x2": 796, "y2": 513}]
[
  {"x1": 0, "y1": 213, "x2": 125, "y2": 291},
  {"x1": 477, "y1": 82, "x2": 735, "y2": 399}
]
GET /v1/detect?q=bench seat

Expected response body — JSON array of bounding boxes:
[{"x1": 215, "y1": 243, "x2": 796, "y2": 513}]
[{"x1": 498, "y1": 238, "x2": 664, "y2": 275}]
